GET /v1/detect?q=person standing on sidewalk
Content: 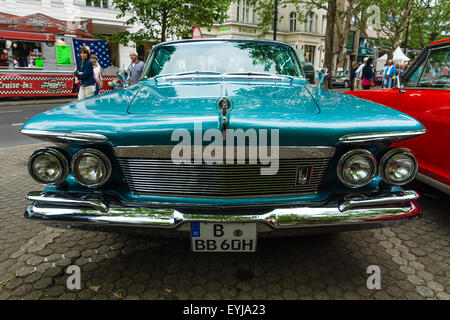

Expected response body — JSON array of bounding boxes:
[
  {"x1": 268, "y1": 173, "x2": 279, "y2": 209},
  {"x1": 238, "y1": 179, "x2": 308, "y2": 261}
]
[
  {"x1": 350, "y1": 61, "x2": 358, "y2": 91},
  {"x1": 91, "y1": 54, "x2": 103, "y2": 96},
  {"x1": 128, "y1": 52, "x2": 145, "y2": 86},
  {"x1": 361, "y1": 57, "x2": 375, "y2": 90},
  {"x1": 384, "y1": 60, "x2": 396, "y2": 88},
  {"x1": 355, "y1": 58, "x2": 367, "y2": 89},
  {"x1": 74, "y1": 47, "x2": 96, "y2": 99}
]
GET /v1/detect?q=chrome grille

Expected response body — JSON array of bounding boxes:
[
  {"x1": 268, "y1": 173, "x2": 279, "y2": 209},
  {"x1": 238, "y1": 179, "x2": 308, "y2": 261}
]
[{"x1": 118, "y1": 158, "x2": 330, "y2": 198}]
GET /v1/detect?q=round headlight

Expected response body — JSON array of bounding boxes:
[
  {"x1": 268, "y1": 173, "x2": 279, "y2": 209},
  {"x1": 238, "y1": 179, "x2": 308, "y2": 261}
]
[
  {"x1": 379, "y1": 148, "x2": 418, "y2": 185},
  {"x1": 72, "y1": 149, "x2": 111, "y2": 187},
  {"x1": 28, "y1": 148, "x2": 69, "y2": 185},
  {"x1": 337, "y1": 149, "x2": 377, "y2": 188}
]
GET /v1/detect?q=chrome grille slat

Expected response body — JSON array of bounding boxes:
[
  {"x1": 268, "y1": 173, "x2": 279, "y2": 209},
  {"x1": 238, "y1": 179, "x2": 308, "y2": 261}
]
[{"x1": 118, "y1": 157, "x2": 330, "y2": 198}]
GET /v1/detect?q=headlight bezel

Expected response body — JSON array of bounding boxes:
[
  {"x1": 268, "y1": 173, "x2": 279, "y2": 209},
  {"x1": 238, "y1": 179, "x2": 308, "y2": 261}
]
[
  {"x1": 379, "y1": 148, "x2": 418, "y2": 186},
  {"x1": 71, "y1": 149, "x2": 112, "y2": 188},
  {"x1": 28, "y1": 148, "x2": 69, "y2": 185},
  {"x1": 337, "y1": 149, "x2": 377, "y2": 188}
]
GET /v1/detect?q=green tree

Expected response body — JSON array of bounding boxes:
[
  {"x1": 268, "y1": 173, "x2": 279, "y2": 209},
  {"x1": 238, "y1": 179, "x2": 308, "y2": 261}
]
[
  {"x1": 110, "y1": 0, "x2": 233, "y2": 44},
  {"x1": 407, "y1": 0, "x2": 450, "y2": 50},
  {"x1": 334, "y1": 0, "x2": 373, "y2": 70},
  {"x1": 247, "y1": 0, "x2": 327, "y2": 38},
  {"x1": 354, "y1": 0, "x2": 438, "y2": 59}
]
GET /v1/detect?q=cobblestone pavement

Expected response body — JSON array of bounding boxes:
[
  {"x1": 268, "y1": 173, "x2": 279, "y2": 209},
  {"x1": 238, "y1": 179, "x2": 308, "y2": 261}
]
[{"x1": 0, "y1": 144, "x2": 448, "y2": 300}]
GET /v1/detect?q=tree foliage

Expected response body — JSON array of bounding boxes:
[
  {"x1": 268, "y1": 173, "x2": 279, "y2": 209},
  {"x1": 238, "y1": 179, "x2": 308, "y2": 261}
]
[
  {"x1": 353, "y1": 0, "x2": 444, "y2": 58},
  {"x1": 407, "y1": 0, "x2": 450, "y2": 50},
  {"x1": 109, "y1": 0, "x2": 233, "y2": 44},
  {"x1": 247, "y1": 0, "x2": 327, "y2": 38}
]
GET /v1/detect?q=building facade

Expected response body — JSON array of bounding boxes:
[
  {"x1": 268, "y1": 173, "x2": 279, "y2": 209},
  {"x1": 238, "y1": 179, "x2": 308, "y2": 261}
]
[{"x1": 200, "y1": 1, "x2": 327, "y2": 70}]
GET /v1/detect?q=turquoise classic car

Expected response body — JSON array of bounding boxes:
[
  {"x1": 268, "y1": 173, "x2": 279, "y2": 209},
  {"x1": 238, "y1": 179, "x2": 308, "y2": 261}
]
[{"x1": 21, "y1": 39, "x2": 425, "y2": 252}]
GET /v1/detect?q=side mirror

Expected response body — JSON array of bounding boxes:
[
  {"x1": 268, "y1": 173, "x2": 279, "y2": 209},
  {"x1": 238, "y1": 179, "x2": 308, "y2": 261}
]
[
  {"x1": 397, "y1": 75, "x2": 406, "y2": 93},
  {"x1": 117, "y1": 67, "x2": 129, "y2": 88}
]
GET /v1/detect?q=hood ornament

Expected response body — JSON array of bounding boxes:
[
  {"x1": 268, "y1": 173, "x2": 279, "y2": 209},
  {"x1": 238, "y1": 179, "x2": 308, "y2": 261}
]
[{"x1": 216, "y1": 96, "x2": 233, "y2": 139}]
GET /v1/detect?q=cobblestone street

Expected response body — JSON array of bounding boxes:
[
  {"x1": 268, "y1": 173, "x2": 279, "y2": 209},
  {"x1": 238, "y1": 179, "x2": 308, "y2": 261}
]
[{"x1": 0, "y1": 143, "x2": 448, "y2": 300}]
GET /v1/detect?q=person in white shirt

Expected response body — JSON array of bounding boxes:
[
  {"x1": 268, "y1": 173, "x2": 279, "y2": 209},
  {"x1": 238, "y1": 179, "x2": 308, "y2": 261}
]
[
  {"x1": 355, "y1": 57, "x2": 368, "y2": 90},
  {"x1": 90, "y1": 54, "x2": 102, "y2": 95}
]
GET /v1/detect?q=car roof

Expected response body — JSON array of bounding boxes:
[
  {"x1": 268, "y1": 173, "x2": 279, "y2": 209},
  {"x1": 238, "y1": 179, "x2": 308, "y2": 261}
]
[
  {"x1": 427, "y1": 37, "x2": 450, "y2": 46},
  {"x1": 153, "y1": 38, "x2": 294, "y2": 49}
]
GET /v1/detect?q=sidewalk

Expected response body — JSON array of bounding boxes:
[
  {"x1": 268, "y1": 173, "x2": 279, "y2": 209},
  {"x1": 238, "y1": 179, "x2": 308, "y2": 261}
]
[{"x1": 0, "y1": 97, "x2": 76, "y2": 107}]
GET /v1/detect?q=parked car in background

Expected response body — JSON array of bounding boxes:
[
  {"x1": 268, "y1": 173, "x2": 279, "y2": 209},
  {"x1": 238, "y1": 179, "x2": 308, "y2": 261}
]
[
  {"x1": 300, "y1": 61, "x2": 315, "y2": 84},
  {"x1": 345, "y1": 37, "x2": 450, "y2": 195},
  {"x1": 331, "y1": 71, "x2": 350, "y2": 88},
  {"x1": 21, "y1": 39, "x2": 424, "y2": 252}
]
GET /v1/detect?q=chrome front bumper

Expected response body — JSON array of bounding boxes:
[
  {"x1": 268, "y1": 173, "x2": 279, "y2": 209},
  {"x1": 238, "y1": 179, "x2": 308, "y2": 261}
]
[{"x1": 24, "y1": 190, "x2": 422, "y2": 236}]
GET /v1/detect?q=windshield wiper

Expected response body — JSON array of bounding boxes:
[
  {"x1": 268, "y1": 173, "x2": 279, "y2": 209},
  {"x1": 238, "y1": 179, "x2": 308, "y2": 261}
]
[
  {"x1": 225, "y1": 72, "x2": 275, "y2": 76},
  {"x1": 225, "y1": 72, "x2": 294, "y2": 80},
  {"x1": 155, "y1": 70, "x2": 222, "y2": 79}
]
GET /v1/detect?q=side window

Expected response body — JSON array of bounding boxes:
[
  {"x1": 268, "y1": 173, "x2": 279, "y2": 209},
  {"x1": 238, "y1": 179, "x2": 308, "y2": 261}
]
[{"x1": 410, "y1": 46, "x2": 449, "y2": 89}]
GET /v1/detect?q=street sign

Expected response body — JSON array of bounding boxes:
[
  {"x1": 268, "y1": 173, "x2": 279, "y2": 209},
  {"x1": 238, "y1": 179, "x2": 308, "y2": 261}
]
[
  {"x1": 192, "y1": 26, "x2": 202, "y2": 39},
  {"x1": 358, "y1": 47, "x2": 374, "y2": 55}
]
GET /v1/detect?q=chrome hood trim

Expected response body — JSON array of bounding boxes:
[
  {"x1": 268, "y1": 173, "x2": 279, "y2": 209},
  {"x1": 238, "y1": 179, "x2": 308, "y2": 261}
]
[
  {"x1": 20, "y1": 129, "x2": 108, "y2": 143},
  {"x1": 339, "y1": 129, "x2": 426, "y2": 144}
]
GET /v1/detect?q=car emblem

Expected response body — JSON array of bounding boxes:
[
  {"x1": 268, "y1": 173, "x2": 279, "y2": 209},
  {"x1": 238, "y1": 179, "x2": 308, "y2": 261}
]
[{"x1": 216, "y1": 97, "x2": 233, "y2": 138}]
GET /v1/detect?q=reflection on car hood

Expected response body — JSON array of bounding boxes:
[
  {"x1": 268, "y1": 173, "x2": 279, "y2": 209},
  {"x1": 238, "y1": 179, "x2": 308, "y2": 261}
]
[
  {"x1": 21, "y1": 79, "x2": 424, "y2": 147},
  {"x1": 127, "y1": 78, "x2": 320, "y2": 114}
]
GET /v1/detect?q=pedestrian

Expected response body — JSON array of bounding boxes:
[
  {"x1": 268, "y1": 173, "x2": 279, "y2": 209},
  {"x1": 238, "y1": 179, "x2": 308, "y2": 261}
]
[
  {"x1": 384, "y1": 60, "x2": 396, "y2": 89},
  {"x1": 74, "y1": 47, "x2": 96, "y2": 100},
  {"x1": 398, "y1": 64, "x2": 407, "y2": 77},
  {"x1": 361, "y1": 57, "x2": 375, "y2": 90},
  {"x1": 90, "y1": 54, "x2": 103, "y2": 95},
  {"x1": 442, "y1": 63, "x2": 449, "y2": 75},
  {"x1": 128, "y1": 51, "x2": 145, "y2": 86},
  {"x1": 350, "y1": 61, "x2": 358, "y2": 91},
  {"x1": 355, "y1": 58, "x2": 367, "y2": 89}
]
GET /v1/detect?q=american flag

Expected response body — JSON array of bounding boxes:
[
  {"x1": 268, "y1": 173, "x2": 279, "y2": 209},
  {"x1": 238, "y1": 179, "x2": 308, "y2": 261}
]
[{"x1": 73, "y1": 38, "x2": 112, "y2": 69}]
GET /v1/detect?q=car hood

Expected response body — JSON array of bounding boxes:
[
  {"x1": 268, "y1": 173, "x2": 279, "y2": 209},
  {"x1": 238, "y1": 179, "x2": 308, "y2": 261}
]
[
  {"x1": 127, "y1": 78, "x2": 320, "y2": 115},
  {"x1": 21, "y1": 80, "x2": 424, "y2": 147}
]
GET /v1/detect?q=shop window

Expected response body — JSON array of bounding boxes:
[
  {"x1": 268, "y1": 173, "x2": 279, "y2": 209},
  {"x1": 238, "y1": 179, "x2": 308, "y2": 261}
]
[
  {"x1": 304, "y1": 45, "x2": 315, "y2": 64},
  {"x1": 0, "y1": 40, "x2": 8, "y2": 67},
  {"x1": 346, "y1": 30, "x2": 356, "y2": 51},
  {"x1": 86, "y1": 0, "x2": 108, "y2": 8},
  {"x1": 11, "y1": 41, "x2": 43, "y2": 68}
]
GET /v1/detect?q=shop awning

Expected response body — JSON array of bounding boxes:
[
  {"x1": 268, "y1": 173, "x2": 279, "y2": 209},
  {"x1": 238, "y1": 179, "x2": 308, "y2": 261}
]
[{"x1": 0, "y1": 30, "x2": 55, "y2": 42}]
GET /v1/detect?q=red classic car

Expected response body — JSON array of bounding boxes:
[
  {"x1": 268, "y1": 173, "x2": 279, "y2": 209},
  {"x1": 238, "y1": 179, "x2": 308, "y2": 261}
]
[{"x1": 345, "y1": 38, "x2": 450, "y2": 194}]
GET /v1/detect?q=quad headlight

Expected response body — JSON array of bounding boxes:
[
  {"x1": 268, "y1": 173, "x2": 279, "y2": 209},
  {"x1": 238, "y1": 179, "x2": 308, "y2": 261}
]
[
  {"x1": 28, "y1": 148, "x2": 69, "y2": 185},
  {"x1": 71, "y1": 149, "x2": 111, "y2": 187},
  {"x1": 337, "y1": 149, "x2": 377, "y2": 188},
  {"x1": 379, "y1": 148, "x2": 418, "y2": 185}
]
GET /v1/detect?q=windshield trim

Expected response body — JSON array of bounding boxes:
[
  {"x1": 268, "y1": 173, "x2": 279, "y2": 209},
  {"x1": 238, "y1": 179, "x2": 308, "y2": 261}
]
[{"x1": 141, "y1": 39, "x2": 305, "y2": 81}]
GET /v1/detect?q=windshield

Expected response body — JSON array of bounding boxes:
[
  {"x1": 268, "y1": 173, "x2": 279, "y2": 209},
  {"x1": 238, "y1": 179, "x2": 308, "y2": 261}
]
[{"x1": 143, "y1": 41, "x2": 304, "y2": 79}]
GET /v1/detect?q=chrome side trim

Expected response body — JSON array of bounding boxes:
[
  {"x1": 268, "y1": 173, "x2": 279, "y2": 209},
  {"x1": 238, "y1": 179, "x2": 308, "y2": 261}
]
[
  {"x1": 26, "y1": 191, "x2": 109, "y2": 213},
  {"x1": 113, "y1": 146, "x2": 335, "y2": 159},
  {"x1": 20, "y1": 130, "x2": 108, "y2": 143},
  {"x1": 416, "y1": 173, "x2": 450, "y2": 195},
  {"x1": 24, "y1": 190, "x2": 421, "y2": 230},
  {"x1": 338, "y1": 190, "x2": 419, "y2": 212},
  {"x1": 339, "y1": 130, "x2": 426, "y2": 144}
]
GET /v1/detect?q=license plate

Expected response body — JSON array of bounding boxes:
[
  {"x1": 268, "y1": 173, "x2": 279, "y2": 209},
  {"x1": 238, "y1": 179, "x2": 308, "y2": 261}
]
[{"x1": 191, "y1": 222, "x2": 257, "y2": 252}]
